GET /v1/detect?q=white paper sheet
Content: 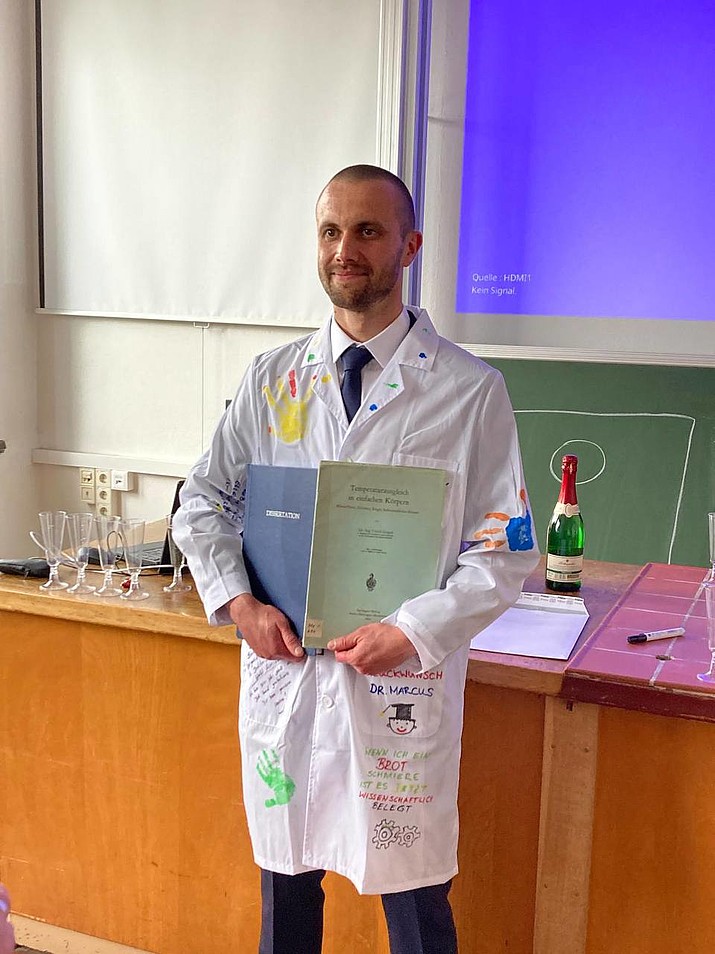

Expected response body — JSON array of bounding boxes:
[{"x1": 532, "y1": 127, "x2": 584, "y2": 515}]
[{"x1": 470, "y1": 592, "x2": 589, "y2": 660}]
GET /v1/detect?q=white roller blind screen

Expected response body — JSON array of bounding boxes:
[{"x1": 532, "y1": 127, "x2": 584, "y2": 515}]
[{"x1": 41, "y1": 0, "x2": 384, "y2": 325}]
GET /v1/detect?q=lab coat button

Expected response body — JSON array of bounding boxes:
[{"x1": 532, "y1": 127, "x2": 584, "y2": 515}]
[{"x1": 321, "y1": 695, "x2": 334, "y2": 710}]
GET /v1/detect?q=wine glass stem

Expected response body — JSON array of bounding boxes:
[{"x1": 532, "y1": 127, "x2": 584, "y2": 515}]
[
  {"x1": 103, "y1": 569, "x2": 114, "y2": 589},
  {"x1": 48, "y1": 562, "x2": 60, "y2": 586},
  {"x1": 127, "y1": 570, "x2": 141, "y2": 595}
]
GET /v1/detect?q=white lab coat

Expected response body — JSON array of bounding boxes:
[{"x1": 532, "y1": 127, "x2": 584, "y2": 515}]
[{"x1": 173, "y1": 309, "x2": 539, "y2": 895}]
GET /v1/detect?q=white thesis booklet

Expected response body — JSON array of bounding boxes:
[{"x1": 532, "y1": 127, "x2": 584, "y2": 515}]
[{"x1": 469, "y1": 591, "x2": 589, "y2": 661}]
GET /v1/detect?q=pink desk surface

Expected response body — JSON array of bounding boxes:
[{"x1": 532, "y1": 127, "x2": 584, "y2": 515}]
[
  {"x1": 562, "y1": 563, "x2": 714, "y2": 722},
  {"x1": 467, "y1": 559, "x2": 641, "y2": 696}
]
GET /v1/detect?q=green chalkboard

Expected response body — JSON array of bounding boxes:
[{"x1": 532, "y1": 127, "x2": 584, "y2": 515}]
[{"x1": 488, "y1": 360, "x2": 715, "y2": 569}]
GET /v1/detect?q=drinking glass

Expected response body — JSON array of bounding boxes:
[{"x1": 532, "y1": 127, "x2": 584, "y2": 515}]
[
  {"x1": 706, "y1": 512, "x2": 715, "y2": 583},
  {"x1": 30, "y1": 510, "x2": 69, "y2": 591},
  {"x1": 696, "y1": 584, "x2": 715, "y2": 684},
  {"x1": 67, "y1": 512, "x2": 96, "y2": 595},
  {"x1": 163, "y1": 514, "x2": 192, "y2": 594},
  {"x1": 696, "y1": 514, "x2": 715, "y2": 683},
  {"x1": 118, "y1": 518, "x2": 150, "y2": 601},
  {"x1": 94, "y1": 514, "x2": 123, "y2": 597}
]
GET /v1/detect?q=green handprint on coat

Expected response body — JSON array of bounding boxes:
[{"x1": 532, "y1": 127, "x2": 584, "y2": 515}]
[{"x1": 257, "y1": 749, "x2": 296, "y2": 808}]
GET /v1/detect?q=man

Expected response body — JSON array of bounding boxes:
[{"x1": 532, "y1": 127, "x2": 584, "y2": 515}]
[{"x1": 173, "y1": 165, "x2": 539, "y2": 953}]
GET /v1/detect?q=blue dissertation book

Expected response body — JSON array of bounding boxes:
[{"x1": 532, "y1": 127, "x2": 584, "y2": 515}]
[{"x1": 242, "y1": 464, "x2": 318, "y2": 641}]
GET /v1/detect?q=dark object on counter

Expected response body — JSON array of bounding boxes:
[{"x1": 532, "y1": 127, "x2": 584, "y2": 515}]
[{"x1": 0, "y1": 557, "x2": 50, "y2": 579}]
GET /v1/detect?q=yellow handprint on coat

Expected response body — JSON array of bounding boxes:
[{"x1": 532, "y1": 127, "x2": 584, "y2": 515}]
[{"x1": 263, "y1": 369, "x2": 325, "y2": 444}]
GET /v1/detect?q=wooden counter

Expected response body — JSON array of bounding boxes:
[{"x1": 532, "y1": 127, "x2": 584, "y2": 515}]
[
  {"x1": 0, "y1": 566, "x2": 237, "y2": 643},
  {"x1": 2, "y1": 560, "x2": 712, "y2": 954}
]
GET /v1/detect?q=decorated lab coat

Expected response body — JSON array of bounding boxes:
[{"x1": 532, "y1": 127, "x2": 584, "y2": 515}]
[{"x1": 173, "y1": 309, "x2": 539, "y2": 895}]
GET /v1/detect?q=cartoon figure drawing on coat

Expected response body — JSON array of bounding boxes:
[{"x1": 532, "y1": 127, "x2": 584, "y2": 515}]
[
  {"x1": 386, "y1": 703, "x2": 417, "y2": 735},
  {"x1": 173, "y1": 165, "x2": 539, "y2": 954}
]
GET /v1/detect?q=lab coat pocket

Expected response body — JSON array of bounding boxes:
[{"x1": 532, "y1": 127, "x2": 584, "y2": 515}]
[
  {"x1": 350, "y1": 660, "x2": 447, "y2": 741},
  {"x1": 392, "y1": 452, "x2": 462, "y2": 582},
  {"x1": 239, "y1": 644, "x2": 304, "y2": 732},
  {"x1": 391, "y1": 453, "x2": 460, "y2": 528}
]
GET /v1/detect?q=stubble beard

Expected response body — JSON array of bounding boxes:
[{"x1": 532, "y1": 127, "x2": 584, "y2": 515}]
[{"x1": 320, "y1": 259, "x2": 403, "y2": 314}]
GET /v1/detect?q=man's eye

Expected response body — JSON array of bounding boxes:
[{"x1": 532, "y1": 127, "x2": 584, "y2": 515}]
[
  {"x1": 362, "y1": 228, "x2": 376, "y2": 237},
  {"x1": 323, "y1": 228, "x2": 337, "y2": 239}
]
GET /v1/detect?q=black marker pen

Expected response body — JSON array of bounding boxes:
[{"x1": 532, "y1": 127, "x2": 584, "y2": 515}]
[{"x1": 627, "y1": 627, "x2": 685, "y2": 644}]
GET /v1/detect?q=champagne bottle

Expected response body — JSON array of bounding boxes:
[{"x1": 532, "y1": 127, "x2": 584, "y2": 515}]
[{"x1": 545, "y1": 454, "x2": 584, "y2": 592}]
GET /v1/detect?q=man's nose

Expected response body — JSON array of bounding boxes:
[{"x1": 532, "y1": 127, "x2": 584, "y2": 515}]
[{"x1": 335, "y1": 233, "x2": 358, "y2": 261}]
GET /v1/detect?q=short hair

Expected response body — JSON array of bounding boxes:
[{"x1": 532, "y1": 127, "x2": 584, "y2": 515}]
[{"x1": 319, "y1": 165, "x2": 416, "y2": 236}]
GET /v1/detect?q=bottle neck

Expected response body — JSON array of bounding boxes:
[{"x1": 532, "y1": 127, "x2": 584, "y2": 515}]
[{"x1": 557, "y1": 464, "x2": 579, "y2": 505}]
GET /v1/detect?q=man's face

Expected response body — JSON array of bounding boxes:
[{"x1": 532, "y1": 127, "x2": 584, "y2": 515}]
[{"x1": 316, "y1": 179, "x2": 421, "y2": 314}]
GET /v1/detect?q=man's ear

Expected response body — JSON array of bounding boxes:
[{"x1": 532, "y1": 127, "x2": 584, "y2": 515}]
[{"x1": 402, "y1": 230, "x2": 423, "y2": 267}]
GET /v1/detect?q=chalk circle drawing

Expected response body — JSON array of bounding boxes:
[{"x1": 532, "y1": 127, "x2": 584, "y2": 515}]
[{"x1": 549, "y1": 439, "x2": 606, "y2": 485}]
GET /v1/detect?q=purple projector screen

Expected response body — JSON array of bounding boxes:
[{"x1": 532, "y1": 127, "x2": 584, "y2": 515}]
[{"x1": 457, "y1": 0, "x2": 715, "y2": 321}]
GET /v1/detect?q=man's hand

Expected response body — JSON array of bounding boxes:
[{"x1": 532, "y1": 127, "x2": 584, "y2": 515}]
[
  {"x1": 327, "y1": 624, "x2": 416, "y2": 675},
  {"x1": 228, "y1": 593, "x2": 304, "y2": 662}
]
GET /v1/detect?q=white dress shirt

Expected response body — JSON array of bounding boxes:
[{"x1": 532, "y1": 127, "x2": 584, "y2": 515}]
[{"x1": 330, "y1": 307, "x2": 411, "y2": 407}]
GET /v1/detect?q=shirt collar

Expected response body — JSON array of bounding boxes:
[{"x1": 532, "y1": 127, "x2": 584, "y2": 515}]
[{"x1": 330, "y1": 307, "x2": 411, "y2": 369}]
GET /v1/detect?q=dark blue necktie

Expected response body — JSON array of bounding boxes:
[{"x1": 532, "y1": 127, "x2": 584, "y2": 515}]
[{"x1": 340, "y1": 345, "x2": 373, "y2": 423}]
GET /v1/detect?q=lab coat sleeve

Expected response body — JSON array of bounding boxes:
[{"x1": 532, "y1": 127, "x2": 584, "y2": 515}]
[
  {"x1": 171, "y1": 362, "x2": 259, "y2": 626},
  {"x1": 386, "y1": 368, "x2": 540, "y2": 672}
]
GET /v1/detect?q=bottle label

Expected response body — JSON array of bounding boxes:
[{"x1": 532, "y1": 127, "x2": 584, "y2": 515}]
[
  {"x1": 546, "y1": 553, "x2": 583, "y2": 582},
  {"x1": 553, "y1": 502, "x2": 580, "y2": 517}
]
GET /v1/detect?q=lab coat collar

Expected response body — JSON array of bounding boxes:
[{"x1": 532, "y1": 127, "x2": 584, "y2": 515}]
[
  {"x1": 300, "y1": 307, "x2": 439, "y2": 373},
  {"x1": 393, "y1": 307, "x2": 438, "y2": 372},
  {"x1": 329, "y1": 308, "x2": 411, "y2": 371},
  {"x1": 300, "y1": 322, "x2": 334, "y2": 373},
  {"x1": 299, "y1": 308, "x2": 440, "y2": 427}
]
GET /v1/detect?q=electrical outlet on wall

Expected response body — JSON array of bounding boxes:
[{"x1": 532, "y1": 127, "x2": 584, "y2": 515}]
[
  {"x1": 95, "y1": 468, "x2": 119, "y2": 518},
  {"x1": 79, "y1": 467, "x2": 96, "y2": 504}
]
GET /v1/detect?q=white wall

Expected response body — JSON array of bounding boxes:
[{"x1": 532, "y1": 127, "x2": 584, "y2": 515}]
[
  {"x1": 0, "y1": 1, "x2": 40, "y2": 554},
  {"x1": 35, "y1": 317, "x2": 307, "y2": 521}
]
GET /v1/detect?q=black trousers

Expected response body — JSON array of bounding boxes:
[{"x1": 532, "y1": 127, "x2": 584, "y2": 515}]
[{"x1": 259, "y1": 868, "x2": 458, "y2": 954}]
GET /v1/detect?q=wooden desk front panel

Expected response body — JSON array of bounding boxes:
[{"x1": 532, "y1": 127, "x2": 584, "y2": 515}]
[
  {"x1": 0, "y1": 608, "x2": 547, "y2": 954},
  {"x1": 587, "y1": 706, "x2": 715, "y2": 954},
  {"x1": 453, "y1": 681, "x2": 545, "y2": 954},
  {"x1": 0, "y1": 608, "x2": 255, "y2": 952}
]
